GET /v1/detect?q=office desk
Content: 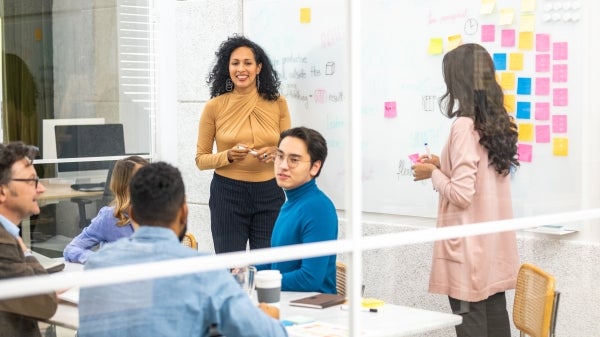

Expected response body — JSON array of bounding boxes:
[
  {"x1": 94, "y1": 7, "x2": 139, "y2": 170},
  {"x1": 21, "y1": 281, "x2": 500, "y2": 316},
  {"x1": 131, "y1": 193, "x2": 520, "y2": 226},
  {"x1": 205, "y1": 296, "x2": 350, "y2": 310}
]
[
  {"x1": 49, "y1": 270, "x2": 461, "y2": 336},
  {"x1": 282, "y1": 292, "x2": 461, "y2": 337}
]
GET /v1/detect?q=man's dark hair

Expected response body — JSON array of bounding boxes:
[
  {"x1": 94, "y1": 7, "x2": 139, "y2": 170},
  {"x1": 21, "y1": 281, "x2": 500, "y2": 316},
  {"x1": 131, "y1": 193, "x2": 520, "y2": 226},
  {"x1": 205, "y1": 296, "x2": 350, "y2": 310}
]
[
  {"x1": 0, "y1": 142, "x2": 38, "y2": 185},
  {"x1": 129, "y1": 162, "x2": 185, "y2": 227},
  {"x1": 278, "y1": 127, "x2": 328, "y2": 178}
]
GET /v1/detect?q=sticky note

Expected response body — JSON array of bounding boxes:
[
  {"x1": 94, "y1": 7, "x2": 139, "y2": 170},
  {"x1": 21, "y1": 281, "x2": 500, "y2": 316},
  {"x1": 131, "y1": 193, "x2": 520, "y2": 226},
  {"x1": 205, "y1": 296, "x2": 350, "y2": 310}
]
[
  {"x1": 481, "y1": 25, "x2": 496, "y2": 42},
  {"x1": 552, "y1": 64, "x2": 568, "y2": 82},
  {"x1": 535, "y1": 77, "x2": 550, "y2": 96},
  {"x1": 553, "y1": 88, "x2": 568, "y2": 106},
  {"x1": 509, "y1": 53, "x2": 524, "y2": 70},
  {"x1": 521, "y1": 0, "x2": 536, "y2": 12},
  {"x1": 481, "y1": 0, "x2": 496, "y2": 14},
  {"x1": 493, "y1": 53, "x2": 507, "y2": 70},
  {"x1": 428, "y1": 38, "x2": 444, "y2": 55},
  {"x1": 536, "y1": 125, "x2": 551, "y2": 143},
  {"x1": 300, "y1": 8, "x2": 311, "y2": 23},
  {"x1": 536, "y1": 34, "x2": 550, "y2": 52},
  {"x1": 553, "y1": 138, "x2": 568, "y2": 156},
  {"x1": 518, "y1": 32, "x2": 534, "y2": 50},
  {"x1": 519, "y1": 14, "x2": 535, "y2": 32},
  {"x1": 535, "y1": 102, "x2": 550, "y2": 120},
  {"x1": 448, "y1": 34, "x2": 462, "y2": 51},
  {"x1": 535, "y1": 54, "x2": 550, "y2": 72},
  {"x1": 504, "y1": 94, "x2": 516, "y2": 113},
  {"x1": 35, "y1": 28, "x2": 43, "y2": 41},
  {"x1": 553, "y1": 42, "x2": 568, "y2": 60},
  {"x1": 517, "y1": 77, "x2": 532, "y2": 95},
  {"x1": 518, "y1": 123, "x2": 534, "y2": 141},
  {"x1": 518, "y1": 143, "x2": 533, "y2": 162},
  {"x1": 501, "y1": 29, "x2": 515, "y2": 47},
  {"x1": 500, "y1": 8, "x2": 515, "y2": 25},
  {"x1": 500, "y1": 72, "x2": 516, "y2": 90},
  {"x1": 552, "y1": 115, "x2": 568, "y2": 133},
  {"x1": 384, "y1": 101, "x2": 397, "y2": 118},
  {"x1": 516, "y1": 102, "x2": 531, "y2": 119}
]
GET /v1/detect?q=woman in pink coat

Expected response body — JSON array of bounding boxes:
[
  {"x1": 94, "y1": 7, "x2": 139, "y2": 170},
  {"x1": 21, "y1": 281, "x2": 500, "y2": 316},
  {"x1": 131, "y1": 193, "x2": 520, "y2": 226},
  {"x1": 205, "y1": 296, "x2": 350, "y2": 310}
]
[{"x1": 412, "y1": 43, "x2": 520, "y2": 337}]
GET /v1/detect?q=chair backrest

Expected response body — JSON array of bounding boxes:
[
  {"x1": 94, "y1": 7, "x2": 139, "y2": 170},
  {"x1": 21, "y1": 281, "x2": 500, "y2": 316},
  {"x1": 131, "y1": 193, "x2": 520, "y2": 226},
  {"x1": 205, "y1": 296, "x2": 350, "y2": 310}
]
[
  {"x1": 336, "y1": 261, "x2": 347, "y2": 297},
  {"x1": 181, "y1": 233, "x2": 198, "y2": 251},
  {"x1": 513, "y1": 263, "x2": 559, "y2": 337}
]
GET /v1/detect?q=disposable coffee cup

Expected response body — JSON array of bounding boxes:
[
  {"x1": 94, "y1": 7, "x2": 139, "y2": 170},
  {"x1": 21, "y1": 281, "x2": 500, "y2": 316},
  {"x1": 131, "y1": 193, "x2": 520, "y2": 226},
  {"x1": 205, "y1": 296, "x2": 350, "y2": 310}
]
[{"x1": 255, "y1": 270, "x2": 282, "y2": 306}]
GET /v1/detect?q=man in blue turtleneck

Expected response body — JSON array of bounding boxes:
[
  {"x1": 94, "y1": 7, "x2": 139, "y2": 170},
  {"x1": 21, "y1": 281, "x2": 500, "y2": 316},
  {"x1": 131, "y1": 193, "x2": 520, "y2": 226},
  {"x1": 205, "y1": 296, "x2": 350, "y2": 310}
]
[{"x1": 265, "y1": 126, "x2": 338, "y2": 294}]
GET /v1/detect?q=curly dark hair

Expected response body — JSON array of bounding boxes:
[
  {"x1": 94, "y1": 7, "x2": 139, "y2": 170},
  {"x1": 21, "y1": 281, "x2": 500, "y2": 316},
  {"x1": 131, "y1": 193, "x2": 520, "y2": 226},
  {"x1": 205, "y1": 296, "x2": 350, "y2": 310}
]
[
  {"x1": 439, "y1": 43, "x2": 519, "y2": 176},
  {"x1": 207, "y1": 35, "x2": 281, "y2": 101},
  {"x1": 0, "y1": 142, "x2": 38, "y2": 185}
]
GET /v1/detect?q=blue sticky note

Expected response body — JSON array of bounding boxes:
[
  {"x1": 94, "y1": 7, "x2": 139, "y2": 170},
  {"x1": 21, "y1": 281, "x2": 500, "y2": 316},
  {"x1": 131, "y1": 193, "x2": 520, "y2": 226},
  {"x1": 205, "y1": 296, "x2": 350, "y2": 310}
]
[
  {"x1": 493, "y1": 53, "x2": 507, "y2": 71},
  {"x1": 517, "y1": 77, "x2": 532, "y2": 95},
  {"x1": 516, "y1": 102, "x2": 531, "y2": 119}
]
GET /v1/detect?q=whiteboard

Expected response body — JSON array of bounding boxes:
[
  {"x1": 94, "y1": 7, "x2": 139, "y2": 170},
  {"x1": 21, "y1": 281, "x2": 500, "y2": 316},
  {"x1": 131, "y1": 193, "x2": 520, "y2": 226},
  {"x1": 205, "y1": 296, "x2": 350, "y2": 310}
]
[{"x1": 244, "y1": 0, "x2": 584, "y2": 218}]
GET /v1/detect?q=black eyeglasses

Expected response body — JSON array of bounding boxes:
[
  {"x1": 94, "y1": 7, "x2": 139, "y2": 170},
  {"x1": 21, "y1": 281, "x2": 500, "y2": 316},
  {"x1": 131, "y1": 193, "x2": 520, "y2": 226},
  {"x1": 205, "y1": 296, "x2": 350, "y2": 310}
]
[{"x1": 11, "y1": 177, "x2": 40, "y2": 188}]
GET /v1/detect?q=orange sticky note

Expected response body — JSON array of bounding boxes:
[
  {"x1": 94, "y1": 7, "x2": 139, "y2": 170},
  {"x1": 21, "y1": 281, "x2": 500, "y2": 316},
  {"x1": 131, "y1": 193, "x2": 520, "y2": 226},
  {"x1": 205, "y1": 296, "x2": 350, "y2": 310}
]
[
  {"x1": 518, "y1": 32, "x2": 534, "y2": 50},
  {"x1": 508, "y1": 53, "x2": 524, "y2": 71},
  {"x1": 504, "y1": 94, "x2": 516, "y2": 113},
  {"x1": 553, "y1": 138, "x2": 568, "y2": 156},
  {"x1": 447, "y1": 34, "x2": 462, "y2": 51},
  {"x1": 300, "y1": 8, "x2": 311, "y2": 23},
  {"x1": 518, "y1": 123, "x2": 534, "y2": 142},
  {"x1": 500, "y1": 72, "x2": 516, "y2": 90}
]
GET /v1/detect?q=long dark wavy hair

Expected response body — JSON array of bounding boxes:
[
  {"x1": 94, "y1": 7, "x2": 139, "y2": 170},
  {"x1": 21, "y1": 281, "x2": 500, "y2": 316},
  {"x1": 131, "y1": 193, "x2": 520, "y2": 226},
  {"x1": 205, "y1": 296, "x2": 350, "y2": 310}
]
[
  {"x1": 207, "y1": 35, "x2": 280, "y2": 101},
  {"x1": 439, "y1": 43, "x2": 519, "y2": 176}
]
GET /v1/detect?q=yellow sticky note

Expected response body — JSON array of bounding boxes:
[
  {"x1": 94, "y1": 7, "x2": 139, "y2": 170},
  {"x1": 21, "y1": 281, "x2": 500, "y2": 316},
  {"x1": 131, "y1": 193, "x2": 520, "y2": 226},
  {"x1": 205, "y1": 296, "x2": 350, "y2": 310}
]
[
  {"x1": 447, "y1": 34, "x2": 462, "y2": 51},
  {"x1": 504, "y1": 94, "x2": 516, "y2": 113},
  {"x1": 481, "y1": 0, "x2": 496, "y2": 14},
  {"x1": 499, "y1": 8, "x2": 515, "y2": 25},
  {"x1": 521, "y1": 0, "x2": 536, "y2": 12},
  {"x1": 508, "y1": 53, "x2": 524, "y2": 71},
  {"x1": 553, "y1": 138, "x2": 569, "y2": 156},
  {"x1": 500, "y1": 72, "x2": 516, "y2": 90},
  {"x1": 518, "y1": 32, "x2": 534, "y2": 50},
  {"x1": 428, "y1": 38, "x2": 444, "y2": 55},
  {"x1": 300, "y1": 8, "x2": 311, "y2": 23},
  {"x1": 518, "y1": 123, "x2": 534, "y2": 142},
  {"x1": 520, "y1": 14, "x2": 535, "y2": 32}
]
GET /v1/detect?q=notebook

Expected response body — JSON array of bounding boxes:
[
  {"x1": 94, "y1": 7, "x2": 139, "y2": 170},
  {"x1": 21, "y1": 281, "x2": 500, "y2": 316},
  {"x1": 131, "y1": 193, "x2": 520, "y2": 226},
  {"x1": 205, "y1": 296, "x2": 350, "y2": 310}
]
[
  {"x1": 31, "y1": 251, "x2": 65, "y2": 273},
  {"x1": 289, "y1": 293, "x2": 346, "y2": 309}
]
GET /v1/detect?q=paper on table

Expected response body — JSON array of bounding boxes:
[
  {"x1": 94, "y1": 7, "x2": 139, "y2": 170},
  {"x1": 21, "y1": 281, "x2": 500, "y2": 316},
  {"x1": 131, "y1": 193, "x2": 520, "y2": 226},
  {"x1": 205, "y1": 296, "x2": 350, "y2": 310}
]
[
  {"x1": 58, "y1": 287, "x2": 80, "y2": 304},
  {"x1": 525, "y1": 225, "x2": 577, "y2": 235}
]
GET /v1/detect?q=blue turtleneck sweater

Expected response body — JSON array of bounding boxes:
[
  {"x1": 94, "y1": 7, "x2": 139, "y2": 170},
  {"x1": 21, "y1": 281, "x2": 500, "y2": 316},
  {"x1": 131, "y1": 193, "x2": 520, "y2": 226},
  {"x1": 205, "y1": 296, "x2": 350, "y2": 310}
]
[{"x1": 268, "y1": 179, "x2": 338, "y2": 294}]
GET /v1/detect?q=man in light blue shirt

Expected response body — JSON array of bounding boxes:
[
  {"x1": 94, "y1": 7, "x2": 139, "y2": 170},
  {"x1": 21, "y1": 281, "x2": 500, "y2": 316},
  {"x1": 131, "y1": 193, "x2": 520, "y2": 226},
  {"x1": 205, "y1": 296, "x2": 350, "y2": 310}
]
[{"x1": 79, "y1": 162, "x2": 287, "y2": 337}]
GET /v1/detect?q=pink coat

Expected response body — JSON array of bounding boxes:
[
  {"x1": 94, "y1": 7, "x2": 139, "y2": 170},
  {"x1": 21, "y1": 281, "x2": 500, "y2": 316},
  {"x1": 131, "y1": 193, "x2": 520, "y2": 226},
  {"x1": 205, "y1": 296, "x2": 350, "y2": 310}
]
[{"x1": 429, "y1": 117, "x2": 519, "y2": 302}]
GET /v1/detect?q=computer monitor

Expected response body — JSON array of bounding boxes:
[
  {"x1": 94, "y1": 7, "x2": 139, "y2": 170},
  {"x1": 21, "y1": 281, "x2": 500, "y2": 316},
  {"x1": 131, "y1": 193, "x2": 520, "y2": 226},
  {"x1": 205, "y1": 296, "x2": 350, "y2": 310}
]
[{"x1": 55, "y1": 124, "x2": 125, "y2": 180}]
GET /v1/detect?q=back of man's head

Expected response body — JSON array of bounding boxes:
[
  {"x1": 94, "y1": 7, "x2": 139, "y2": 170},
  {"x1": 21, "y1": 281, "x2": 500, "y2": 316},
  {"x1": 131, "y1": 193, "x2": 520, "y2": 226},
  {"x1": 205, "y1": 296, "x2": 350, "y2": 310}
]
[
  {"x1": 0, "y1": 142, "x2": 37, "y2": 185},
  {"x1": 129, "y1": 162, "x2": 185, "y2": 227}
]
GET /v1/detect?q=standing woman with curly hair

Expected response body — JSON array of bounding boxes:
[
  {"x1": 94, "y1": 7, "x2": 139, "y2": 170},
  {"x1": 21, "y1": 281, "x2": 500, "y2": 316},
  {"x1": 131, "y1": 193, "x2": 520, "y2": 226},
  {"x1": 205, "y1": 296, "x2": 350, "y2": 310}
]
[
  {"x1": 412, "y1": 43, "x2": 520, "y2": 337},
  {"x1": 196, "y1": 35, "x2": 291, "y2": 253}
]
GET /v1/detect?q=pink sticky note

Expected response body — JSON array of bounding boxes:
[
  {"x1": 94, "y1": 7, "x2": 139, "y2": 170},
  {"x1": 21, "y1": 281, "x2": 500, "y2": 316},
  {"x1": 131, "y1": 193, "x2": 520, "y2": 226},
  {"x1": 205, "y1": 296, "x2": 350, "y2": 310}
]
[
  {"x1": 408, "y1": 153, "x2": 420, "y2": 164},
  {"x1": 501, "y1": 29, "x2": 516, "y2": 47},
  {"x1": 552, "y1": 115, "x2": 568, "y2": 133},
  {"x1": 481, "y1": 25, "x2": 496, "y2": 42},
  {"x1": 518, "y1": 143, "x2": 533, "y2": 163},
  {"x1": 535, "y1": 54, "x2": 550, "y2": 72},
  {"x1": 536, "y1": 34, "x2": 550, "y2": 52},
  {"x1": 536, "y1": 125, "x2": 550, "y2": 143},
  {"x1": 384, "y1": 101, "x2": 397, "y2": 118},
  {"x1": 535, "y1": 77, "x2": 550, "y2": 96},
  {"x1": 535, "y1": 102, "x2": 550, "y2": 120},
  {"x1": 552, "y1": 64, "x2": 568, "y2": 82},
  {"x1": 553, "y1": 88, "x2": 568, "y2": 106},
  {"x1": 553, "y1": 42, "x2": 568, "y2": 60}
]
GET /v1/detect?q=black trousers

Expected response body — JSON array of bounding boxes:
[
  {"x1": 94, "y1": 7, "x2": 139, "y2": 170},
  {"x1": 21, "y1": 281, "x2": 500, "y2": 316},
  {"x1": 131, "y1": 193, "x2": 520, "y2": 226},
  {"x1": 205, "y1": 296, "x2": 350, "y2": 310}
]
[
  {"x1": 209, "y1": 173, "x2": 285, "y2": 254},
  {"x1": 449, "y1": 292, "x2": 512, "y2": 337}
]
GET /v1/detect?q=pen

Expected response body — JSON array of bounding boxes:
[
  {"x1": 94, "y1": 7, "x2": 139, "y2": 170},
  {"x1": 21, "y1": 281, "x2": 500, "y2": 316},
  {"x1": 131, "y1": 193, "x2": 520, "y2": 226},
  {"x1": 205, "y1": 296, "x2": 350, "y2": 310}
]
[
  {"x1": 424, "y1": 142, "x2": 431, "y2": 159},
  {"x1": 340, "y1": 305, "x2": 378, "y2": 313},
  {"x1": 237, "y1": 145, "x2": 258, "y2": 156}
]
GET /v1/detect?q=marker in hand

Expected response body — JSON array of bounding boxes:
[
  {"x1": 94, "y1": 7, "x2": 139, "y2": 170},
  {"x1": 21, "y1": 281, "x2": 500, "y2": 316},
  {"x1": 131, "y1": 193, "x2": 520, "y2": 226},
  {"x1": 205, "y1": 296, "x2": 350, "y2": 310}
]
[
  {"x1": 238, "y1": 145, "x2": 258, "y2": 156},
  {"x1": 424, "y1": 142, "x2": 431, "y2": 159}
]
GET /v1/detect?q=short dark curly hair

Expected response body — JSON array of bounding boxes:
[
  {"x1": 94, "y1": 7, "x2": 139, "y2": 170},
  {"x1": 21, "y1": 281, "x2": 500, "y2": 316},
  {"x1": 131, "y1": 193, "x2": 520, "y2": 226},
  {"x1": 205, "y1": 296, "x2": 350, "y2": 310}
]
[
  {"x1": 0, "y1": 142, "x2": 38, "y2": 185},
  {"x1": 207, "y1": 35, "x2": 281, "y2": 101}
]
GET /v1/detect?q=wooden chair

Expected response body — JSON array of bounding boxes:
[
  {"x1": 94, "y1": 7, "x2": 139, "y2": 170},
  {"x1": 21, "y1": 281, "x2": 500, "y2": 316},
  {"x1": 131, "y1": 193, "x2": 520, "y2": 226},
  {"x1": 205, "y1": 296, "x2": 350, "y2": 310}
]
[
  {"x1": 181, "y1": 233, "x2": 198, "y2": 251},
  {"x1": 336, "y1": 261, "x2": 347, "y2": 297},
  {"x1": 513, "y1": 263, "x2": 560, "y2": 337}
]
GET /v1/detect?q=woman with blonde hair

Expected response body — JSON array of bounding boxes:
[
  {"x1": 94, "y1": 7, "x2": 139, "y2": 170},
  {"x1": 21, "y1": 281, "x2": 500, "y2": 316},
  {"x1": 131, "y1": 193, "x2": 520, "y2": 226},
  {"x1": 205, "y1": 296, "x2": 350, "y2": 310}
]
[{"x1": 63, "y1": 156, "x2": 148, "y2": 263}]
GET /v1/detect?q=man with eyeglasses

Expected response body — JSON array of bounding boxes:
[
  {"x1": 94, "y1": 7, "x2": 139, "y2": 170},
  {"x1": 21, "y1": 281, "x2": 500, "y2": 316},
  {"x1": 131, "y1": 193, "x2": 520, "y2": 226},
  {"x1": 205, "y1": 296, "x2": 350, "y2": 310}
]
[
  {"x1": 258, "y1": 127, "x2": 338, "y2": 294},
  {"x1": 0, "y1": 142, "x2": 58, "y2": 337}
]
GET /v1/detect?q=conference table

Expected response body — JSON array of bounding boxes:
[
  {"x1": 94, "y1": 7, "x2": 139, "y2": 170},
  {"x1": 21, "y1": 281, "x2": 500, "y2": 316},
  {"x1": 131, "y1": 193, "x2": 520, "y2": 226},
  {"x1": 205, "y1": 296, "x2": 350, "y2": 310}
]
[{"x1": 49, "y1": 263, "x2": 461, "y2": 336}]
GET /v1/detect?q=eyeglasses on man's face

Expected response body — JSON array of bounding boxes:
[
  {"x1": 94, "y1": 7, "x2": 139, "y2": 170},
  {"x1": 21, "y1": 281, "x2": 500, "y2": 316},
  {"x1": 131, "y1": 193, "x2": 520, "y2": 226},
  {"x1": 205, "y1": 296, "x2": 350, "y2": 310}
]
[
  {"x1": 11, "y1": 177, "x2": 40, "y2": 189},
  {"x1": 274, "y1": 151, "x2": 311, "y2": 169}
]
